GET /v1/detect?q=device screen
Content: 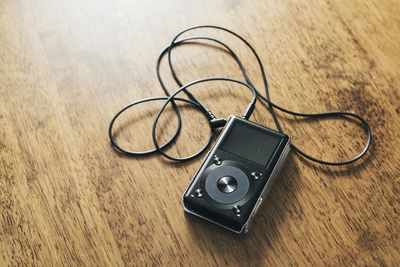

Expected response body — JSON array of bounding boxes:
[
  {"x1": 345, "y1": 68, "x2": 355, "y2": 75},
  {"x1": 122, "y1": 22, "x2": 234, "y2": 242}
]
[{"x1": 220, "y1": 120, "x2": 282, "y2": 166}]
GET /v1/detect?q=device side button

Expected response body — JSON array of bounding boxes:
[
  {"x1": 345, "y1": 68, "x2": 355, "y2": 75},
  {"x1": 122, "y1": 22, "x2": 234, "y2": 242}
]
[
  {"x1": 195, "y1": 189, "x2": 203, "y2": 198},
  {"x1": 213, "y1": 155, "x2": 222, "y2": 165},
  {"x1": 251, "y1": 171, "x2": 262, "y2": 180}
]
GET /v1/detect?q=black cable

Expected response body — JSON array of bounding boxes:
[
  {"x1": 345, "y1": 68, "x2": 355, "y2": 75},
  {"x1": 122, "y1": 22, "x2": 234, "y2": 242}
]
[
  {"x1": 108, "y1": 25, "x2": 372, "y2": 166},
  {"x1": 109, "y1": 36, "x2": 254, "y2": 156},
  {"x1": 151, "y1": 77, "x2": 258, "y2": 161},
  {"x1": 165, "y1": 25, "x2": 372, "y2": 165},
  {"x1": 109, "y1": 96, "x2": 206, "y2": 155}
]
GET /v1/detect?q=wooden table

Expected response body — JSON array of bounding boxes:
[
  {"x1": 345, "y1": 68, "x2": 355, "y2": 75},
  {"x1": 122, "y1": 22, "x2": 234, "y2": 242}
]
[{"x1": 1, "y1": 0, "x2": 399, "y2": 266}]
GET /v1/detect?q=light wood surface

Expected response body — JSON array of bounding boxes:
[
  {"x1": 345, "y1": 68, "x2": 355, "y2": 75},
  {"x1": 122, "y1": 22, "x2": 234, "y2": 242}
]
[{"x1": 1, "y1": 0, "x2": 399, "y2": 266}]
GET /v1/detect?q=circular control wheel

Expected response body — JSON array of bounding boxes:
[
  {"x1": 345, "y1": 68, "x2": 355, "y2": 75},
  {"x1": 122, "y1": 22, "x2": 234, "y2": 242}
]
[{"x1": 205, "y1": 165, "x2": 250, "y2": 204}]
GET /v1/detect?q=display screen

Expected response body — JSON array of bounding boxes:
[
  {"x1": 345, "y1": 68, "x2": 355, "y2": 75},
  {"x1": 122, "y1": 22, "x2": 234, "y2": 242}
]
[{"x1": 220, "y1": 120, "x2": 282, "y2": 166}]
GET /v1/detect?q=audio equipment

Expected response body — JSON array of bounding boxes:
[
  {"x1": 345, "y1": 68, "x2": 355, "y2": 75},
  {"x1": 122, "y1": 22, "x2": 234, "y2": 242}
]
[{"x1": 183, "y1": 116, "x2": 290, "y2": 233}]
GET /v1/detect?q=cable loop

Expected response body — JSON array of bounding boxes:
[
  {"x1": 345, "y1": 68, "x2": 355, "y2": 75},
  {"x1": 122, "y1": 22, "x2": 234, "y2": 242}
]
[{"x1": 108, "y1": 25, "x2": 372, "y2": 166}]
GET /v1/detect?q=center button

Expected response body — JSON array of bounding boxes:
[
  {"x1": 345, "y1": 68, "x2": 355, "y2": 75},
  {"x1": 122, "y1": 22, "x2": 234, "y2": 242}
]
[{"x1": 217, "y1": 176, "x2": 238, "y2": 194}]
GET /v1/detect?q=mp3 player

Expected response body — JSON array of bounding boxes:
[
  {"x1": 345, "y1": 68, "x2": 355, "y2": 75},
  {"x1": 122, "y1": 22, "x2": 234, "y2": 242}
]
[{"x1": 183, "y1": 116, "x2": 291, "y2": 233}]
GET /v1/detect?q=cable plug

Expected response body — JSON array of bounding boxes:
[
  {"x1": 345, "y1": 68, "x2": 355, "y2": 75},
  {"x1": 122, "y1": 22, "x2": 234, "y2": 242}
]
[{"x1": 210, "y1": 118, "x2": 226, "y2": 129}]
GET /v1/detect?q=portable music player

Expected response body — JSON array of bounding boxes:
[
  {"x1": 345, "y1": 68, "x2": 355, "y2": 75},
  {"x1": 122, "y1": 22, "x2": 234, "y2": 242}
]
[{"x1": 183, "y1": 116, "x2": 291, "y2": 233}]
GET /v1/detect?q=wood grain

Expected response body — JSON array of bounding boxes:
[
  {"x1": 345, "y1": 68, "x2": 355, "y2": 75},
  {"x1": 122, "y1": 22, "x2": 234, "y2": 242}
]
[{"x1": 1, "y1": 0, "x2": 399, "y2": 266}]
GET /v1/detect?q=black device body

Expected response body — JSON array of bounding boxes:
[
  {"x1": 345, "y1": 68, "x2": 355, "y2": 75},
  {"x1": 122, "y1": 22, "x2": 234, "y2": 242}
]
[{"x1": 183, "y1": 116, "x2": 291, "y2": 234}]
